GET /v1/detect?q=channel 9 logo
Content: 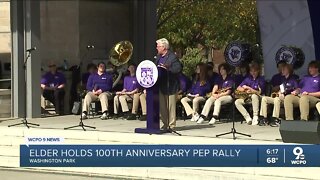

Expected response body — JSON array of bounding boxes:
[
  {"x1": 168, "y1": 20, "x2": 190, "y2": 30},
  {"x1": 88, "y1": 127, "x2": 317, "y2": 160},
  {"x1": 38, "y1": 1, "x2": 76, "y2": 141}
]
[{"x1": 291, "y1": 147, "x2": 306, "y2": 165}]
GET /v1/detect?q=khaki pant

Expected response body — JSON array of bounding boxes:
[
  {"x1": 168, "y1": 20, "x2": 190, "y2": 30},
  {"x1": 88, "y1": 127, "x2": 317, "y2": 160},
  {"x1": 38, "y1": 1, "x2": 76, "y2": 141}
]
[
  {"x1": 260, "y1": 96, "x2": 282, "y2": 118},
  {"x1": 180, "y1": 96, "x2": 206, "y2": 116},
  {"x1": 201, "y1": 95, "x2": 233, "y2": 117},
  {"x1": 316, "y1": 102, "x2": 320, "y2": 114},
  {"x1": 159, "y1": 91, "x2": 177, "y2": 128},
  {"x1": 284, "y1": 95, "x2": 320, "y2": 120},
  {"x1": 131, "y1": 93, "x2": 146, "y2": 115},
  {"x1": 83, "y1": 91, "x2": 112, "y2": 113},
  {"x1": 114, "y1": 94, "x2": 134, "y2": 114},
  {"x1": 235, "y1": 94, "x2": 260, "y2": 118}
]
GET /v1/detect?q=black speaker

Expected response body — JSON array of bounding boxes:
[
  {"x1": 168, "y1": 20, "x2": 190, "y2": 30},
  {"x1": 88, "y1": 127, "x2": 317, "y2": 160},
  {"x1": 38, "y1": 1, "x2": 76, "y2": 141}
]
[{"x1": 280, "y1": 120, "x2": 320, "y2": 144}]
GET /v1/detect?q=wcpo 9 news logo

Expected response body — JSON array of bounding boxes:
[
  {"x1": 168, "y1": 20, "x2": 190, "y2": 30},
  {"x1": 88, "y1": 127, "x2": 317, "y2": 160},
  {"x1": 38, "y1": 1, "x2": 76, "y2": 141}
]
[{"x1": 291, "y1": 147, "x2": 306, "y2": 165}]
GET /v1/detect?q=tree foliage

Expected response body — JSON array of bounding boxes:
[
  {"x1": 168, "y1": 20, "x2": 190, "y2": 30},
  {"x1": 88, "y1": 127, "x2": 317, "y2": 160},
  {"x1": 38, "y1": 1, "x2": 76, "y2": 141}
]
[{"x1": 157, "y1": 0, "x2": 259, "y2": 51}]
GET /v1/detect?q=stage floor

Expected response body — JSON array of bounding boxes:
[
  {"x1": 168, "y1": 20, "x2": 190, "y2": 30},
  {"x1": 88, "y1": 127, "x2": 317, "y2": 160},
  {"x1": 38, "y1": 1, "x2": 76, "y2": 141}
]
[{"x1": 0, "y1": 114, "x2": 282, "y2": 144}]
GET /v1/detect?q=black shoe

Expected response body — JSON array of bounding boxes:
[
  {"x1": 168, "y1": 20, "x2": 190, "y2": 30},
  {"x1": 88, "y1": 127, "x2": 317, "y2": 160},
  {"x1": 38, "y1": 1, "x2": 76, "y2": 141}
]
[
  {"x1": 270, "y1": 118, "x2": 281, "y2": 127},
  {"x1": 258, "y1": 118, "x2": 268, "y2": 126},
  {"x1": 139, "y1": 115, "x2": 147, "y2": 121},
  {"x1": 127, "y1": 114, "x2": 137, "y2": 120}
]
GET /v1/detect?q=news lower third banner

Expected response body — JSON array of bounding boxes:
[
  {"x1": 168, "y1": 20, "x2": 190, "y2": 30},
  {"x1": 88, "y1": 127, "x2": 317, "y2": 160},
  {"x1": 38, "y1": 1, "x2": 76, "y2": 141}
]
[{"x1": 20, "y1": 144, "x2": 320, "y2": 167}]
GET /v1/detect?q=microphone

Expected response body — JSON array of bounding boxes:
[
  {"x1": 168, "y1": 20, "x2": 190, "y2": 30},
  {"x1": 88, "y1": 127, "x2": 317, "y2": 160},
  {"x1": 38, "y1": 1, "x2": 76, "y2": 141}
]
[
  {"x1": 26, "y1": 47, "x2": 36, "y2": 52},
  {"x1": 87, "y1": 45, "x2": 95, "y2": 49}
]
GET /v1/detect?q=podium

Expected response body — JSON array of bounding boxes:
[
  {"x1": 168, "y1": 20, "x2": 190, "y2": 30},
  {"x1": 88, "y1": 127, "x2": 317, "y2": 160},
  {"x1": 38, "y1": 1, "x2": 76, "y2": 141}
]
[{"x1": 135, "y1": 60, "x2": 165, "y2": 134}]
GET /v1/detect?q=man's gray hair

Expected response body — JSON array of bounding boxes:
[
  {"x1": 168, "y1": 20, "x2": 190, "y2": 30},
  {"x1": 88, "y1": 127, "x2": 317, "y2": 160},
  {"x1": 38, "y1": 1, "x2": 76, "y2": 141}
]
[{"x1": 156, "y1": 38, "x2": 170, "y2": 50}]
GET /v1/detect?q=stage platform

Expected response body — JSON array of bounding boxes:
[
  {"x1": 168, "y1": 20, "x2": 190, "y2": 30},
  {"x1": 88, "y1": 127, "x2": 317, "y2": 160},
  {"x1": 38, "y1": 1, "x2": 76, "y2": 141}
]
[{"x1": 0, "y1": 115, "x2": 319, "y2": 180}]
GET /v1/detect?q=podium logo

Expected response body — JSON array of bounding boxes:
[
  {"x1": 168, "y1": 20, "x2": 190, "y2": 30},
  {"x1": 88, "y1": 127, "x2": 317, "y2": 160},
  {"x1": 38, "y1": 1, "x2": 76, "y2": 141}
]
[{"x1": 291, "y1": 147, "x2": 306, "y2": 165}]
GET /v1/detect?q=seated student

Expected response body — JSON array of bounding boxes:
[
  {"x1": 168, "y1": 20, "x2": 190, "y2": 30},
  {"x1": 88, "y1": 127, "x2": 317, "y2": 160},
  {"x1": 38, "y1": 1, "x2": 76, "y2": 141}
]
[
  {"x1": 191, "y1": 62, "x2": 204, "y2": 83},
  {"x1": 41, "y1": 62, "x2": 66, "y2": 115},
  {"x1": 82, "y1": 63, "x2": 97, "y2": 86},
  {"x1": 177, "y1": 72, "x2": 192, "y2": 101},
  {"x1": 233, "y1": 63, "x2": 250, "y2": 87},
  {"x1": 206, "y1": 62, "x2": 219, "y2": 90},
  {"x1": 270, "y1": 61, "x2": 287, "y2": 87},
  {"x1": 197, "y1": 63, "x2": 234, "y2": 124},
  {"x1": 284, "y1": 60, "x2": 320, "y2": 121},
  {"x1": 235, "y1": 62, "x2": 265, "y2": 125},
  {"x1": 129, "y1": 89, "x2": 147, "y2": 121},
  {"x1": 180, "y1": 63, "x2": 211, "y2": 121},
  {"x1": 114, "y1": 64, "x2": 140, "y2": 119},
  {"x1": 82, "y1": 62, "x2": 113, "y2": 120},
  {"x1": 259, "y1": 63, "x2": 298, "y2": 126}
]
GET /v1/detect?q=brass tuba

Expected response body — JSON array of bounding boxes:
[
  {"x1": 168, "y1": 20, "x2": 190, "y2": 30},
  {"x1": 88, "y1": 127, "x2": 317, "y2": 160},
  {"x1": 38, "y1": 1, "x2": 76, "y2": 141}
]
[
  {"x1": 109, "y1": 41, "x2": 133, "y2": 66},
  {"x1": 109, "y1": 41, "x2": 133, "y2": 88}
]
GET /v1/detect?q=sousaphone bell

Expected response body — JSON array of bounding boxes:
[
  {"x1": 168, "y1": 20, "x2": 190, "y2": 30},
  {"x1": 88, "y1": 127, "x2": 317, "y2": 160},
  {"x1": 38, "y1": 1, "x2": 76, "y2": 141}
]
[
  {"x1": 109, "y1": 40, "x2": 133, "y2": 66},
  {"x1": 109, "y1": 41, "x2": 133, "y2": 88}
]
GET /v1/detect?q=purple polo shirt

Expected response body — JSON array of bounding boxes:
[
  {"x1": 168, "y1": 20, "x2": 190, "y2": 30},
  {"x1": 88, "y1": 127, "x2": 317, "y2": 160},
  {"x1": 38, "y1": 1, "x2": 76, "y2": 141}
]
[
  {"x1": 271, "y1": 73, "x2": 299, "y2": 87},
  {"x1": 208, "y1": 72, "x2": 219, "y2": 89},
  {"x1": 299, "y1": 74, "x2": 320, "y2": 93},
  {"x1": 86, "y1": 72, "x2": 113, "y2": 92},
  {"x1": 41, "y1": 72, "x2": 66, "y2": 87},
  {"x1": 239, "y1": 75, "x2": 266, "y2": 94},
  {"x1": 179, "y1": 73, "x2": 191, "y2": 93},
  {"x1": 215, "y1": 75, "x2": 235, "y2": 90},
  {"x1": 281, "y1": 75, "x2": 298, "y2": 95},
  {"x1": 123, "y1": 75, "x2": 139, "y2": 92},
  {"x1": 271, "y1": 73, "x2": 283, "y2": 87},
  {"x1": 234, "y1": 73, "x2": 249, "y2": 87},
  {"x1": 190, "y1": 80, "x2": 211, "y2": 96}
]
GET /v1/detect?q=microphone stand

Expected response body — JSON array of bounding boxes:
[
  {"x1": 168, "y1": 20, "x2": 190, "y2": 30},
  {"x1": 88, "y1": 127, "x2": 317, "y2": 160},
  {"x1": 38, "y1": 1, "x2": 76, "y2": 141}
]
[
  {"x1": 64, "y1": 47, "x2": 96, "y2": 131},
  {"x1": 8, "y1": 51, "x2": 40, "y2": 128},
  {"x1": 216, "y1": 84, "x2": 251, "y2": 139}
]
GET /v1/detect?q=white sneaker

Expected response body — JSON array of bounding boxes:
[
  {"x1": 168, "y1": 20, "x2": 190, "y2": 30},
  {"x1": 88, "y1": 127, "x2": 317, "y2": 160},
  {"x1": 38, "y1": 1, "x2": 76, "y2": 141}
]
[
  {"x1": 191, "y1": 113, "x2": 199, "y2": 121},
  {"x1": 245, "y1": 116, "x2": 252, "y2": 125},
  {"x1": 209, "y1": 117, "x2": 216, "y2": 125},
  {"x1": 252, "y1": 116, "x2": 259, "y2": 125},
  {"x1": 100, "y1": 112, "x2": 108, "y2": 120},
  {"x1": 81, "y1": 113, "x2": 88, "y2": 120},
  {"x1": 197, "y1": 116, "x2": 205, "y2": 124}
]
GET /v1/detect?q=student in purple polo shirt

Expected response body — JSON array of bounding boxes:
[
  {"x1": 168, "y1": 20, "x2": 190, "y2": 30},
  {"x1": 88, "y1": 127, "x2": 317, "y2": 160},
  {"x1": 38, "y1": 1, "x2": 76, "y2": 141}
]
[
  {"x1": 233, "y1": 63, "x2": 250, "y2": 87},
  {"x1": 270, "y1": 61, "x2": 287, "y2": 87},
  {"x1": 260, "y1": 64, "x2": 298, "y2": 126},
  {"x1": 177, "y1": 72, "x2": 191, "y2": 101},
  {"x1": 197, "y1": 63, "x2": 234, "y2": 124},
  {"x1": 113, "y1": 64, "x2": 140, "y2": 120},
  {"x1": 284, "y1": 61, "x2": 320, "y2": 121},
  {"x1": 206, "y1": 62, "x2": 219, "y2": 90},
  {"x1": 181, "y1": 63, "x2": 211, "y2": 121},
  {"x1": 235, "y1": 62, "x2": 265, "y2": 125},
  {"x1": 82, "y1": 62, "x2": 113, "y2": 120},
  {"x1": 82, "y1": 63, "x2": 97, "y2": 86},
  {"x1": 41, "y1": 62, "x2": 66, "y2": 115},
  {"x1": 270, "y1": 61, "x2": 299, "y2": 88}
]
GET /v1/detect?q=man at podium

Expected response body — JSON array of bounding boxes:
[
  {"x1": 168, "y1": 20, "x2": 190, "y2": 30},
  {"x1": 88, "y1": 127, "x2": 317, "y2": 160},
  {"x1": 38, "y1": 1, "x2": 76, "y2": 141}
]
[{"x1": 155, "y1": 38, "x2": 182, "y2": 130}]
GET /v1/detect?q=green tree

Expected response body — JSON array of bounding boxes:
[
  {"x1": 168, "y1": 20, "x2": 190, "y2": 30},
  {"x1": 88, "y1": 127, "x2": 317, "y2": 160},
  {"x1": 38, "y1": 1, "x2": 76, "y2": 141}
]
[{"x1": 157, "y1": 0, "x2": 259, "y2": 51}]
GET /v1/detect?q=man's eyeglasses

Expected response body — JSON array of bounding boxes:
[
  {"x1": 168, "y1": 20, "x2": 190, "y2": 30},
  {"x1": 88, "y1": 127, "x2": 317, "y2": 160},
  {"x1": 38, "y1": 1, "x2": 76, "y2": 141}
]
[{"x1": 48, "y1": 65, "x2": 56, "y2": 68}]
